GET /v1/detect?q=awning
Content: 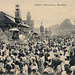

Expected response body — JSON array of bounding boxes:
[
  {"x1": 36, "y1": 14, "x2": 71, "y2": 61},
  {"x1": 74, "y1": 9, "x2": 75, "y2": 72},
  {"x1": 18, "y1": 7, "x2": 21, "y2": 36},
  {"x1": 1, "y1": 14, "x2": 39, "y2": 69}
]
[
  {"x1": 9, "y1": 28, "x2": 19, "y2": 31},
  {"x1": 19, "y1": 23, "x2": 31, "y2": 28}
]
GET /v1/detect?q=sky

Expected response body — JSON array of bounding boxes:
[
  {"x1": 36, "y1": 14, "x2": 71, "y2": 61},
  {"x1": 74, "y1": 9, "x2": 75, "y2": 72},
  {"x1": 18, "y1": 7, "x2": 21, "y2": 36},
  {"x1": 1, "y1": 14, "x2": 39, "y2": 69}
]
[{"x1": 0, "y1": 0, "x2": 75, "y2": 28}]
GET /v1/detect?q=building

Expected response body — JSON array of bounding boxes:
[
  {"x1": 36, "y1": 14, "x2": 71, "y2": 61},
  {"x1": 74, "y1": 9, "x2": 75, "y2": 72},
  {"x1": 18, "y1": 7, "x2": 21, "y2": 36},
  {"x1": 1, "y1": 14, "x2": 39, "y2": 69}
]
[
  {"x1": 0, "y1": 4, "x2": 34, "y2": 41},
  {"x1": 50, "y1": 19, "x2": 75, "y2": 36},
  {"x1": 0, "y1": 8, "x2": 31, "y2": 40},
  {"x1": 45, "y1": 28, "x2": 49, "y2": 37},
  {"x1": 0, "y1": 11, "x2": 17, "y2": 31},
  {"x1": 40, "y1": 22, "x2": 44, "y2": 36},
  {"x1": 22, "y1": 12, "x2": 34, "y2": 30},
  {"x1": 15, "y1": 4, "x2": 22, "y2": 23},
  {"x1": 45, "y1": 28, "x2": 52, "y2": 41}
]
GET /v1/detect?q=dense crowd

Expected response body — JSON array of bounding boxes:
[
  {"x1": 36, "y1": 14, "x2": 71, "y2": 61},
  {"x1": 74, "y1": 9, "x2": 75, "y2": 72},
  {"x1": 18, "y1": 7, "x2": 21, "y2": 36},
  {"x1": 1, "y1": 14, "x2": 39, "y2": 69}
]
[{"x1": 0, "y1": 34, "x2": 75, "y2": 75}]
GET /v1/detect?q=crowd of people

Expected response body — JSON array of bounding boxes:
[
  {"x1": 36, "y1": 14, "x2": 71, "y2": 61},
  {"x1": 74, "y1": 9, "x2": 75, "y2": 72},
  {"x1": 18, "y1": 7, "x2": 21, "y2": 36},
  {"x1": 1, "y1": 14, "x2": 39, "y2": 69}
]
[{"x1": 0, "y1": 33, "x2": 75, "y2": 75}]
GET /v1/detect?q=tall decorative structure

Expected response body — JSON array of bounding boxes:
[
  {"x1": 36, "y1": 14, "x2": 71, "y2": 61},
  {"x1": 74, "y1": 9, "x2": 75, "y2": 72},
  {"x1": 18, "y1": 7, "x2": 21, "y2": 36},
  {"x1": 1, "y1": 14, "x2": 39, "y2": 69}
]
[
  {"x1": 26, "y1": 12, "x2": 34, "y2": 30},
  {"x1": 45, "y1": 28, "x2": 49, "y2": 36},
  {"x1": 22, "y1": 12, "x2": 34, "y2": 30},
  {"x1": 40, "y1": 22, "x2": 44, "y2": 36},
  {"x1": 15, "y1": 4, "x2": 22, "y2": 23},
  {"x1": 45, "y1": 28, "x2": 49, "y2": 41},
  {"x1": 27, "y1": 12, "x2": 31, "y2": 21}
]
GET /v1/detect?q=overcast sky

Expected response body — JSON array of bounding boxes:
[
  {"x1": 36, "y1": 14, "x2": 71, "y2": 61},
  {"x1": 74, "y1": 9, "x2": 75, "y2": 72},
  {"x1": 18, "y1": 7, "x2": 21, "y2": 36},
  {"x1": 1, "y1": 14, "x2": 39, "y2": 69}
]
[{"x1": 0, "y1": 0, "x2": 75, "y2": 28}]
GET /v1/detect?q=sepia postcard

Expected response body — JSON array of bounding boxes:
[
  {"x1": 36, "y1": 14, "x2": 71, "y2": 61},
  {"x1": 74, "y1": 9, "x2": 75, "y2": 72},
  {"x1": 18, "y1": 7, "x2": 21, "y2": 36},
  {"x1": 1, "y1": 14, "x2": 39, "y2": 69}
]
[{"x1": 0, "y1": 0, "x2": 75, "y2": 75}]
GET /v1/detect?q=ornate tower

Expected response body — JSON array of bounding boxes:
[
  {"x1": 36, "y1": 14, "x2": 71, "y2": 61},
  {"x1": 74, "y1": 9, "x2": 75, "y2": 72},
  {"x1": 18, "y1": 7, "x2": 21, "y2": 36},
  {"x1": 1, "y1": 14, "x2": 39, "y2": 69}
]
[
  {"x1": 27, "y1": 12, "x2": 31, "y2": 21},
  {"x1": 45, "y1": 28, "x2": 48, "y2": 36},
  {"x1": 26, "y1": 12, "x2": 34, "y2": 30},
  {"x1": 15, "y1": 4, "x2": 22, "y2": 23},
  {"x1": 40, "y1": 22, "x2": 44, "y2": 36}
]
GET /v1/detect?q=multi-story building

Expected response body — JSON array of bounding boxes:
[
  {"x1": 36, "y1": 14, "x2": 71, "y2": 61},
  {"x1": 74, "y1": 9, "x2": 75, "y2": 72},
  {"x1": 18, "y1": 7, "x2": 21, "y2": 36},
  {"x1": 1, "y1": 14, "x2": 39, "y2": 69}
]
[
  {"x1": 0, "y1": 4, "x2": 33, "y2": 40},
  {"x1": 22, "y1": 12, "x2": 34, "y2": 30}
]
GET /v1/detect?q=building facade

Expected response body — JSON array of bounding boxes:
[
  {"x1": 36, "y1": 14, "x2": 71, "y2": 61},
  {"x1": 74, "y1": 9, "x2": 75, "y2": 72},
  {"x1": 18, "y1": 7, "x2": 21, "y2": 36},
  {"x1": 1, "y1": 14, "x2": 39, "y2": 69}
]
[{"x1": 22, "y1": 12, "x2": 34, "y2": 30}]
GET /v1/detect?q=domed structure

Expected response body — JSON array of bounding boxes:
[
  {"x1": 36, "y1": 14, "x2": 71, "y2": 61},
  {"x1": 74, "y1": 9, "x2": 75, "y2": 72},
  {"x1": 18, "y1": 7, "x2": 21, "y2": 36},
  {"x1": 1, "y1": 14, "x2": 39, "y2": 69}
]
[
  {"x1": 40, "y1": 22, "x2": 44, "y2": 36},
  {"x1": 23, "y1": 12, "x2": 34, "y2": 30},
  {"x1": 40, "y1": 22, "x2": 44, "y2": 32},
  {"x1": 45, "y1": 28, "x2": 49, "y2": 36}
]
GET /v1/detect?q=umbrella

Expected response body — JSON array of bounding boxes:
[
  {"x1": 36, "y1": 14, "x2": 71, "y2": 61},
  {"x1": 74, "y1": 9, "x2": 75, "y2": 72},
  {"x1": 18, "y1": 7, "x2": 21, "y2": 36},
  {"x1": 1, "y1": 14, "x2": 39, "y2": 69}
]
[
  {"x1": 9, "y1": 28, "x2": 19, "y2": 32},
  {"x1": 33, "y1": 32, "x2": 38, "y2": 35},
  {"x1": 51, "y1": 58, "x2": 62, "y2": 70},
  {"x1": 52, "y1": 58, "x2": 62, "y2": 65}
]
